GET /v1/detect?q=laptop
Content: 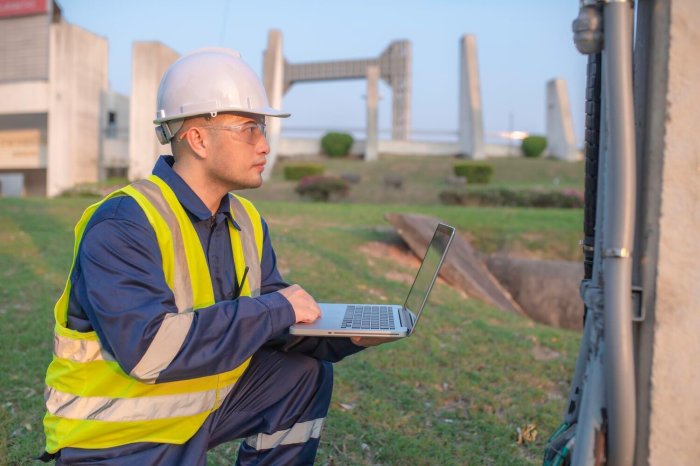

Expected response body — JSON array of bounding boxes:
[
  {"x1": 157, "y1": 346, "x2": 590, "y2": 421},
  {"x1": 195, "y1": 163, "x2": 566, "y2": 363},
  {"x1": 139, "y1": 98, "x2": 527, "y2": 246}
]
[{"x1": 289, "y1": 223, "x2": 455, "y2": 338}]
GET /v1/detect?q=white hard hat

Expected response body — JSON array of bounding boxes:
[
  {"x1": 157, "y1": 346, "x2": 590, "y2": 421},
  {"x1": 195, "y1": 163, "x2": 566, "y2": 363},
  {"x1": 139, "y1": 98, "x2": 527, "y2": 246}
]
[{"x1": 153, "y1": 47, "x2": 289, "y2": 144}]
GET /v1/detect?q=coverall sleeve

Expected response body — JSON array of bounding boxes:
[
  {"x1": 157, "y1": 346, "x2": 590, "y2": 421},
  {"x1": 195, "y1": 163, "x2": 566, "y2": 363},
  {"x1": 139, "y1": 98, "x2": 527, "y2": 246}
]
[{"x1": 72, "y1": 197, "x2": 296, "y2": 384}]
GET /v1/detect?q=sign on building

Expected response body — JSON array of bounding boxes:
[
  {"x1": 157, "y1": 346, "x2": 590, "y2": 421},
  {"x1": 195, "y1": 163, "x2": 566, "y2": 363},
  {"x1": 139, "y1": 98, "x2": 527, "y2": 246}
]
[
  {"x1": 0, "y1": 129, "x2": 41, "y2": 168},
  {"x1": 0, "y1": 0, "x2": 48, "y2": 19}
]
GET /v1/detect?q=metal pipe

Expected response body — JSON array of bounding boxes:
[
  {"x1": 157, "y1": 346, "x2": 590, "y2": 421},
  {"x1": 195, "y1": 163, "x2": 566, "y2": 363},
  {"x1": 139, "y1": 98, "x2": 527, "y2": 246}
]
[{"x1": 602, "y1": 1, "x2": 637, "y2": 465}]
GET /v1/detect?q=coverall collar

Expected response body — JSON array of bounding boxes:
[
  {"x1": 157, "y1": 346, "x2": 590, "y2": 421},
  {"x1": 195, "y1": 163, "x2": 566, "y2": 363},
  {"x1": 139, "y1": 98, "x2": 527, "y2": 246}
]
[{"x1": 153, "y1": 156, "x2": 240, "y2": 230}]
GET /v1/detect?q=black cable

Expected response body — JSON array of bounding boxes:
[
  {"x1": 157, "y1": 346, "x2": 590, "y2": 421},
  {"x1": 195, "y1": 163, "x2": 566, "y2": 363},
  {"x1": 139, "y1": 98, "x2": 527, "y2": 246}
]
[{"x1": 583, "y1": 53, "x2": 602, "y2": 281}]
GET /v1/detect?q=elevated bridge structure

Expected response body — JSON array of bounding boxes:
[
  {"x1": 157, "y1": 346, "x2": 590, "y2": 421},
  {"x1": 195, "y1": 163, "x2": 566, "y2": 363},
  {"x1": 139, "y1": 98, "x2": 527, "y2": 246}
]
[
  {"x1": 280, "y1": 40, "x2": 412, "y2": 141},
  {"x1": 261, "y1": 30, "x2": 411, "y2": 177}
]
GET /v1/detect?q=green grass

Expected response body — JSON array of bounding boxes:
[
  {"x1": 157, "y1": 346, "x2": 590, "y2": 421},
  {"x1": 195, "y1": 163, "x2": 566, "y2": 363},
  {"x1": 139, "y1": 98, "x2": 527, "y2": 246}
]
[{"x1": 0, "y1": 196, "x2": 582, "y2": 465}]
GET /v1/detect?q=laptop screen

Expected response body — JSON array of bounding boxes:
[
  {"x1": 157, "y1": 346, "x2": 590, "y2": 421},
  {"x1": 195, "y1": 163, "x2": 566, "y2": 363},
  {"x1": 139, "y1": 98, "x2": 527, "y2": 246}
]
[{"x1": 403, "y1": 223, "x2": 455, "y2": 321}]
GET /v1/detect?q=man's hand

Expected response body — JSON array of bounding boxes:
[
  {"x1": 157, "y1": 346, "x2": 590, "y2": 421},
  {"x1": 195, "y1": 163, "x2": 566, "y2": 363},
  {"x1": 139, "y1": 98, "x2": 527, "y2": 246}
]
[
  {"x1": 350, "y1": 336, "x2": 402, "y2": 347},
  {"x1": 278, "y1": 284, "x2": 321, "y2": 324}
]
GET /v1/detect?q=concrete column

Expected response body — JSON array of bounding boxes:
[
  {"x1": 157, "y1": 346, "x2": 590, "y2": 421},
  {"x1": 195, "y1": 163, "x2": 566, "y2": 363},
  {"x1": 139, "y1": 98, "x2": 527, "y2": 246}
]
[
  {"x1": 385, "y1": 40, "x2": 411, "y2": 141},
  {"x1": 261, "y1": 29, "x2": 284, "y2": 181},
  {"x1": 47, "y1": 22, "x2": 108, "y2": 197},
  {"x1": 633, "y1": 0, "x2": 700, "y2": 464},
  {"x1": 365, "y1": 64, "x2": 379, "y2": 162},
  {"x1": 546, "y1": 78, "x2": 578, "y2": 161},
  {"x1": 458, "y1": 35, "x2": 485, "y2": 159},
  {"x1": 128, "y1": 42, "x2": 179, "y2": 181}
]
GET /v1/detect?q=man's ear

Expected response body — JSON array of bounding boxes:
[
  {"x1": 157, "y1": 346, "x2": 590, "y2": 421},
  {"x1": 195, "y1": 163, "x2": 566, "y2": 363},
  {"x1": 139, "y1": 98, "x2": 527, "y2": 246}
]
[{"x1": 184, "y1": 127, "x2": 210, "y2": 159}]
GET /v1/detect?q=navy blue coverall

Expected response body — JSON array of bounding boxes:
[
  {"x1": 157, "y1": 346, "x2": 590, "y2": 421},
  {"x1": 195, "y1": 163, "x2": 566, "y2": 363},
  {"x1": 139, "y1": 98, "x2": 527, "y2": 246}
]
[{"x1": 52, "y1": 156, "x2": 363, "y2": 465}]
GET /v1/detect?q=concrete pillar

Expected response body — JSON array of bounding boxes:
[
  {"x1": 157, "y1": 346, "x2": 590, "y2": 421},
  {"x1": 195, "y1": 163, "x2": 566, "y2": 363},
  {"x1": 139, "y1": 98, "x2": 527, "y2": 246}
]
[
  {"x1": 128, "y1": 42, "x2": 179, "y2": 181},
  {"x1": 47, "y1": 22, "x2": 108, "y2": 196},
  {"x1": 545, "y1": 78, "x2": 578, "y2": 161},
  {"x1": 262, "y1": 29, "x2": 284, "y2": 181},
  {"x1": 390, "y1": 41, "x2": 411, "y2": 141},
  {"x1": 365, "y1": 64, "x2": 379, "y2": 162},
  {"x1": 633, "y1": 0, "x2": 700, "y2": 464},
  {"x1": 458, "y1": 35, "x2": 485, "y2": 159}
]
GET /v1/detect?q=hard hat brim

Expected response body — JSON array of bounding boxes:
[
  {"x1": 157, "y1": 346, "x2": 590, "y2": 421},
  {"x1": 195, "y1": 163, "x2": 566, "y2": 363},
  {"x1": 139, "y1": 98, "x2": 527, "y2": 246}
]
[{"x1": 153, "y1": 106, "x2": 290, "y2": 125}]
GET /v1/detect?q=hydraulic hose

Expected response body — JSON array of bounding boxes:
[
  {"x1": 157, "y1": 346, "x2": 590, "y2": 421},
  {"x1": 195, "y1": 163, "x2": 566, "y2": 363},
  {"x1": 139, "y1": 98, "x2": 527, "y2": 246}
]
[{"x1": 601, "y1": 1, "x2": 637, "y2": 465}]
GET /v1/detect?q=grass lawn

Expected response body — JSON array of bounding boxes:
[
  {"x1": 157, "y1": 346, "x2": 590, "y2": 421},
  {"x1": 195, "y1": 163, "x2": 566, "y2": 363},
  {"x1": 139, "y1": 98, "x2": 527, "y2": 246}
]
[{"x1": 0, "y1": 195, "x2": 582, "y2": 465}]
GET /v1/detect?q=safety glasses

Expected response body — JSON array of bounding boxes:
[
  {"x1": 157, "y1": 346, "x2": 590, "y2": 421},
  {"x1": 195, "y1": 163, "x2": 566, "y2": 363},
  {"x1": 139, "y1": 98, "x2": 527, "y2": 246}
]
[{"x1": 205, "y1": 122, "x2": 267, "y2": 145}]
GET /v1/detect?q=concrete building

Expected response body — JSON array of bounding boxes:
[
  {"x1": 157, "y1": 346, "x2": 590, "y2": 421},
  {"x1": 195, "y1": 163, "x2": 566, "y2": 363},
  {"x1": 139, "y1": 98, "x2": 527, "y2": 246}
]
[
  {"x1": 101, "y1": 90, "x2": 130, "y2": 180},
  {"x1": 128, "y1": 42, "x2": 179, "y2": 181},
  {"x1": 0, "y1": 0, "x2": 108, "y2": 197},
  {"x1": 632, "y1": 0, "x2": 700, "y2": 462}
]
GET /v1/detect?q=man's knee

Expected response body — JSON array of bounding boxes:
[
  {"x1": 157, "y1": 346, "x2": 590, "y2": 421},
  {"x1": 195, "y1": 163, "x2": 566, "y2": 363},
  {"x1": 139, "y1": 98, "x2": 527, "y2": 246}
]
[{"x1": 286, "y1": 354, "x2": 334, "y2": 395}]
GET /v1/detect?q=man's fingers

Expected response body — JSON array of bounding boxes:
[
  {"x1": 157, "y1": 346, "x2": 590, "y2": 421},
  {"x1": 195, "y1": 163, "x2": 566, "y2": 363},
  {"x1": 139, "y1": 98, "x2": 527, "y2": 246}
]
[
  {"x1": 298, "y1": 303, "x2": 321, "y2": 323},
  {"x1": 278, "y1": 285, "x2": 321, "y2": 324}
]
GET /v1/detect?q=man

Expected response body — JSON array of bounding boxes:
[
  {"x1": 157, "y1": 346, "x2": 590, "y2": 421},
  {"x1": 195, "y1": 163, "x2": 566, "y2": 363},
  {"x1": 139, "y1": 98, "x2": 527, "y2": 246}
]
[{"x1": 41, "y1": 48, "x2": 386, "y2": 465}]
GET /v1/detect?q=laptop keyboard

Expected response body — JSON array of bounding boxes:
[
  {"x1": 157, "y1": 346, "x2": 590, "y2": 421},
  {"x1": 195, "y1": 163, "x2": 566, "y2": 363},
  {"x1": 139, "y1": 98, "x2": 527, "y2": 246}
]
[{"x1": 341, "y1": 305, "x2": 396, "y2": 330}]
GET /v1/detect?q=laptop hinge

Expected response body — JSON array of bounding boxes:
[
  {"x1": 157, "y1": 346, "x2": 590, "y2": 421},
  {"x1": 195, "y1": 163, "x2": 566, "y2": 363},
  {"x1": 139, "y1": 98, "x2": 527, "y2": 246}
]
[{"x1": 399, "y1": 307, "x2": 415, "y2": 329}]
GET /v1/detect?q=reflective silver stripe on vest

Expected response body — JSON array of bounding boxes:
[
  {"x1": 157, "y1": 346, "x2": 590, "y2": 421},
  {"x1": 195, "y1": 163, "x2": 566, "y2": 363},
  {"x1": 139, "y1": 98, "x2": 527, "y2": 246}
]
[
  {"x1": 244, "y1": 418, "x2": 325, "y2": 450},
  {"x1": 45, "y1": 386, "x2": 216, "y2": 422},
  {"x1": 54, "y1": 334, "x2": 114, "y2": 362},
  {"x1": 130, "y1": 312, "x2": 195, "y2": 382},
  {"x1": 229, "y1": 195, "x2": 261, "y2": 297},
  {"x1": 126, "y1": 180, "x2": 195, "y2": 383},
  {"x1": 131, "y1": 179, "x2": 194, "y2": 312}
]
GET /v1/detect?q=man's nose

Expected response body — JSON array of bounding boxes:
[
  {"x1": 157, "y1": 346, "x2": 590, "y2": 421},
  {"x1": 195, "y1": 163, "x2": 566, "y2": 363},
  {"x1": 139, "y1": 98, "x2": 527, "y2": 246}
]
[{"x1": 257, "y1": 134, "x2": 270, "y2": 154}]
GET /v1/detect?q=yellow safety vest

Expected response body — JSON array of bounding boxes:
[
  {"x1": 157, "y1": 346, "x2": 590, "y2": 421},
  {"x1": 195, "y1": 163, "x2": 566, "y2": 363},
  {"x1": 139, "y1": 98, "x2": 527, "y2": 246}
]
[{"x1": 43, "y1": 175, "x2": 264, "y2": 453}]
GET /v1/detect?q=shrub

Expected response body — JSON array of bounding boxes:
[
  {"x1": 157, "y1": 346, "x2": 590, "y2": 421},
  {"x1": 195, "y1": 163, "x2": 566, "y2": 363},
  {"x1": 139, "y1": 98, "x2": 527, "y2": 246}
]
[
  {"x1": 283, "y1": 164, "x2": 325, "y2": 181},
  {"x1": 339, "y1": 172, "x2": 362, "y2": 184},
  {"x1": 320, "y1": 132, "x2": 354, "y2": 158},
  {"x1": 60, "y1": 184, "x2": 102, "y2": 198},
  {"x1": 453, "y1": 163, "x2": 494, "y2": 184},
  {"x1": 439, "y1": 187, "x2": 584, "y2": 209},
  {"x1": 521, "y1": 135, "x2": 547, "y2": 158},
  {"x1": 60, "y1": 178, "x2": 130, "y2": 198},
  {"x1": 295, "y1": 175, "x2": 350, "y2": 202}
]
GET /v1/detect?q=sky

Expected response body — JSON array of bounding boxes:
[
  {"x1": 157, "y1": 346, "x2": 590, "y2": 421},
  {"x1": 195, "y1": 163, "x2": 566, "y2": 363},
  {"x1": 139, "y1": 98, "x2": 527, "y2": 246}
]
[{"x1": 58, "y1": 0, "x2": 587, "y2": 145}]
